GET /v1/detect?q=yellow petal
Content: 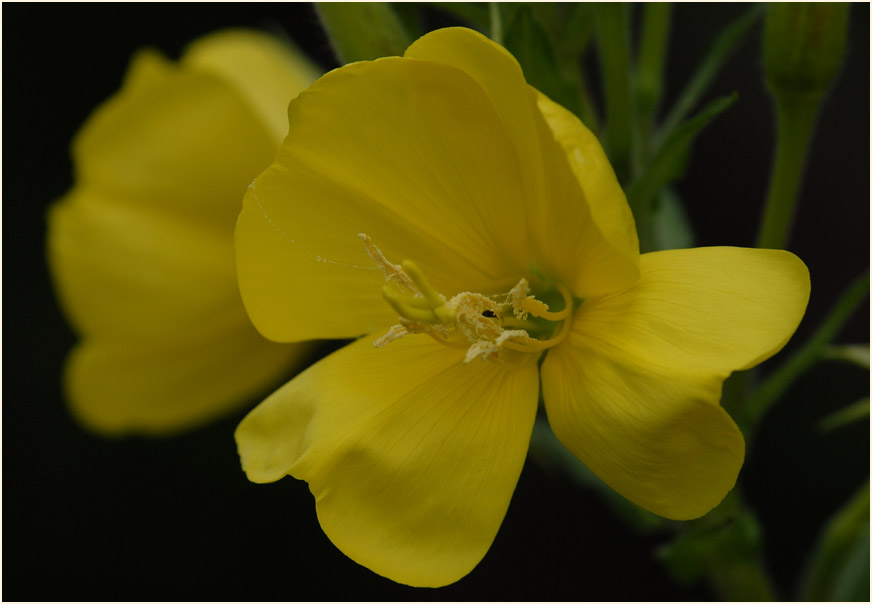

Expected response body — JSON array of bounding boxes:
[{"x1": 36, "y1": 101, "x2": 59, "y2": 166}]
[
  {"x1": 182, "y1": 29, "x2": 321, "y2": 144},
  {"x1": 66, "y1": 323, "x2": 311, "y2": 436},
  {"x1": 543, "y1": 349, "x2": 745, "y2": 521},
  {"x1": 48, "y1": 188, "x2": 239, "y2": 341},
  {"x1": 237, "y1": 56, "x2": 540, "y2": 341},
  {"x1": 236, "y1": 335, "x2": 539, "y2": 586},
  {"x1": 237, "y1": 28, "x2": 643, "y2": 343},
  {"x1": 120, "y1": 48, "x2": 175, "y2": 96},
  {"x1": 535, "y1": 91, "x2": 640, "y2": 276},
  {"x1": 579, "y1": 247, "x2": 811, "y2": 373},
  {"x1": 541, "y1": 247, "x2": 809, "y2": 519},
  {"x1": 48, "y1": 31, "x2": 313, "y2": 437},
  {"x1": 405, "y1": 27, "x2": 640, "y2": 296},
  {"x1": 73, "y1": 49, "x2": 277, "y2": 231}
]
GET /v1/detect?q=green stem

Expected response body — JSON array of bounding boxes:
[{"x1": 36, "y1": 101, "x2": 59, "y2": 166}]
[
  {"x1": 489, "y1": 2, "x2": 503, "y2": 46},
  {"x1": 593, "y1": 3, "x2": 634, "y2": 183},
  {"x1": 756, "y1": 92, "x2": 822, "y2": 249},
  {"x1": 747, "y1": 270, "x2": 870, "y2": 426}
]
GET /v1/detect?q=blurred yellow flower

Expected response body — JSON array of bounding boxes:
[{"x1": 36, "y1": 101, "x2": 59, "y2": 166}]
[
  {"x1": 234, "y1": 27, "x2": 810, "y2": 587},
  {"x1": 47, "y1": 30, "x2": 320, "y2": 435}
]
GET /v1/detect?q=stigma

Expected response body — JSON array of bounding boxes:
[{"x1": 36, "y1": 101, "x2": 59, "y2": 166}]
[{"x1": 359, "y1": 234, "x2": 574, "y2": 365}]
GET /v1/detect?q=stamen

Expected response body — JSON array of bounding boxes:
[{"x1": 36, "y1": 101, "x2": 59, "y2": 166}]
[
  {"x1": 359, "y1": 234, "x2": 576, "y2": 364},
  {"x1": 534, "y1": 282, "x2": 574, "y2": 323},
  {"x1": 529, "y1": 301, "x2": 572, "y2": 322},
  {"x1": 498, "y1": 282, "x2": 573, "y2": 353},
  {"x1": 359, "y1": 233, "x2": 416, "y2": 291},
  {"x1": 374, "y1": 324, "x2": 408, "y2": 348}
]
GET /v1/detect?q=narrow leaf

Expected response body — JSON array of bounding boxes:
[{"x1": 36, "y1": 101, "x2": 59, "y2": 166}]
[
  {"x1": 636, "y1": 3, "x2": 672, "y2": 160},
  {"x1": 749, "y1": 270, "x2": 870, "y2": 425},
  {"x1": 801, "y1": 482, "x2": 870, "y2": 602},
  {"x1": 824, "y1": 344, "x2": 871, "y2": 369},
  {"x1": 626, "y1": 92, "x2": 737, "y2": 243},
  {"x1": 391, "y1": 3, "x2": 424, "y2": 40},
  {"x1": 557, "y1": 3, "x2": 595, "y2": 59},
  {"x1": 818, "y1": 398, "x2": 870, "y2": 433},
  {"x1": 431, "y1": 2, "x2": 490, "y2": 31},
  {"x1": 315, "y1": 3, "x2": 412, "y2": 64},
  {"x1": 592, "y1": 3, "x2": 634, "y2": 183},
  {"x1": 658, "y1": 503, "x2": 776, "y2": 600},
  {"x1": 531, "y1": 3, "x2": 600, "y2": 131},
  {"x1": 657, "y1": 5, "x2": 764, "y2": 147},
  {"x1": 502, "y1": 5, "x2": 582, "y2": 117}
]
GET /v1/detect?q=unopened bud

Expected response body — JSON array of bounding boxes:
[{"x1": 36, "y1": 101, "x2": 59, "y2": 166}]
[{"x1": 763, "y1": 3, "x2": 849, "y2": 99}]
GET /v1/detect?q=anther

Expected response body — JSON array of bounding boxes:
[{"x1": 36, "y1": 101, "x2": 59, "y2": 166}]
[{"x1": 360, "y1": 233, "x2": 575, "y2": 363}]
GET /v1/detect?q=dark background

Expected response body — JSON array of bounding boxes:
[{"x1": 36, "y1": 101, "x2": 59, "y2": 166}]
[{"x1": 3, "y1": 3, "x2": 868, "y2": 600}]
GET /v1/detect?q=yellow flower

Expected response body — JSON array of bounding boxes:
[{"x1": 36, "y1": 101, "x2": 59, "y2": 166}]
[
  {"x1": 234, "y1": 28, "x2": 810, "y2": 587},
  {"x1": 47, "y1": 30, "x2": 321, "y2": 435}
]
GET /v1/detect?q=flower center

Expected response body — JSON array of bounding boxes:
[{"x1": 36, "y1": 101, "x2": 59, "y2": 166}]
[{"x1": 360, "y1": 234, "x2": 574, "y2": 366}]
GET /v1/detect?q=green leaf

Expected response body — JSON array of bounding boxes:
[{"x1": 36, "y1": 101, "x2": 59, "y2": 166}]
[
  {"x1": 391, "y1": 3, "x2": 424, "y2": 40},
  {"x1": 522, "y1": 3, "x2": 594, "y2": 60},
  {"x1": 748, "y1": 270, "x2": 870, "y2": 426},
  {"x1": 659, "y1": 501, "x2": 776, "y2": 600},
  {"x1": 818, "y1": 398, "x2": 870, "y2": 433},
  {"x1": 801, "y1": 482, "x2": 870, "y2": 601},
  {"x1": 502, "y1": 5, "x2": 582, "y2": 117},
  {"x1": 558, "y1": 3, "x2": 596, "y2": 59},
  {"x1": 824, "y1": 344, "x2": 871, "y2": 369},
  {"x1": 832, "y1": 534, "x2": 871, "y2": 601},
  {"x1": 525, "y1": 3, "x2": 600, "y2": 131},
  {"x1": 592, "y1": 2, "x2": 634, "y2": 183},
  {"x1": 315, "y1": 2, "x2": 412, "y2": 64},
  {"x1": 627, "y1": 93, "x2": 737, "y2": 251},
  {"x1": 431, "y1": 2, "x2": 491, "y2": 31},
  {"x1": 629, "y1": 92, "x2": 737, "y2": 209},
  {"x1": 651, "y1": 188, "x2": 695, "y2": 251},
  {"x1": 657, "y1": 5, "x2": 764, "y2": 148}
]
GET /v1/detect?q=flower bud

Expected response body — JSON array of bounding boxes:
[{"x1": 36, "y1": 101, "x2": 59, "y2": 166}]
[{"x1": 763, "y1": 3, "x2": 849, "y2": 98}]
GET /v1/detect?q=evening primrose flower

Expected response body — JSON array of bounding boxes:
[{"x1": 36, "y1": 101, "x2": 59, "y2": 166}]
[
  {"x1": 47, "y1": 30, "x2": 320, "y2": 435},
  {"x1": 234, "y1": 27, "x2": 810, "y2": 587}
]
